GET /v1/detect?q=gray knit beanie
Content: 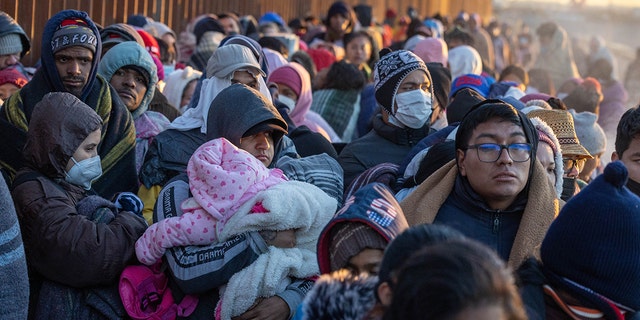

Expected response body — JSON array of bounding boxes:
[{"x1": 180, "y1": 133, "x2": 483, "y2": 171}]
[
  {"x1": 569, "y1": 109, "x2": 606, "y2": 156},
  {"x1": 0, "y1": 34, "x2": 23, "y2": 56}
]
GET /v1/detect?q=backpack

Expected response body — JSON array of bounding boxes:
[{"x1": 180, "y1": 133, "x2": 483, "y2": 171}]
[{"x1": 119, "y1": 262, "x2": 198, "y2": 320}]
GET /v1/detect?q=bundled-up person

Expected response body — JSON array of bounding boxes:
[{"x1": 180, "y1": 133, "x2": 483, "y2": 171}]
[
  {"x1": 162, "y1": 66, "x2": 202, "y2": 113},
  {"x1": 339, "y1": 49, "x2": 436, "y2": 189},
  {"x1": 98, "y1": 41, "x2": 170, "y2": 175},
  {"x1": 308, "y1": 1, "x2": 357, "y2": 56},
  {"x1": 529, "y1": 117, "x2": 564, "y2": 199},
  {"x1": 518, "y1": 161, "x2": 640, "y2": 320},
  {"x1": 100, "y1": 22, "x2": 180, "y2": 123},
  {"x1": 588, "y1": 58, "x2": 628, "y2": 163},
  {"x1": 153, "y1": 84, "x2": 337, "y2": 319},
  {"x1": 372, "y1": 224, "x2": 465, "y2": 319},
  {"x1": 0, "y1": 9, "x2": 137, "y2": 199},
  {"x1": 412, "y1": 37, "x2": 452, "y2": 130},
  {"x1": 612, "y1": 106, "x2": 640, "y2": 197},
  {"x1": 0, "y1": 11, "x2": 32, "y2": 76},
  {"x1": 343, "y1": 30, "x2": 379, "y2": 81},
  {"x1": 570, "y1": 109, "x2": 607, "y2": 185},
  {"x1": 187, "y1": 16, "x2": 226, "y2": 72},
  {"x1": 139, "y1": 44, "x2": 278, "y2": 221},
  {"x1": 526, "y1": 108, "x2": 593, "y2": 201},
  {"x1": 298, "y1": 182, "x2": 408, "y2": 320},
  {"x1": 0, "y1": 173, "x2": 28, "y2": 319},
  {"x1": 11, "y1": 92, "x2": 147, "y2": 318},
  {"x1": 447, "y1": 45, "x2": 483, "y2": 80},
  {"x1": 386, "y1": 238, "x2": 527, "y2": 320},
  {"x1": 136, "y1": 137, "x2": 336, "y2": 320},
  {"x1": 268, "y1": 62, "x2": 339, "y2": 142},
  {"x1": 99, "y1": 22, "x2": 145, "y2": 55},
  {"x1": 533, "y1": 22, "x2": 580, "y2": 90},
  {"x1": 401, "y1": 100, "x2": 560, "y2": 269},
  {"x1": 0, "y1": 66, "x2": 28, "y2": 104},
  {"x1": 311, "y1": 60, "x2": 366, "y2": 142}
]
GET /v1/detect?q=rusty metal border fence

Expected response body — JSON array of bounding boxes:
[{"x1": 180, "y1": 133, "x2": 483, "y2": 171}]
[{"x1": 0, "y1": 0, "x2": 491, "y2": 67}]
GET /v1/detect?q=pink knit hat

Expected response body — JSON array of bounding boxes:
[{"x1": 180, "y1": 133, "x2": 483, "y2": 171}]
[
  {"x1": 0, "y1": 67, "x2": 28, "y2": 88},
  {"x1": 413, "y1": 37, "x2": 448, "y2": 65},
  {"x1": 268, "y1": 65, "x2": 302, "y2": 97},
  {"x1": 186, "y1": 138, "x2": 287, "y2": 220}
]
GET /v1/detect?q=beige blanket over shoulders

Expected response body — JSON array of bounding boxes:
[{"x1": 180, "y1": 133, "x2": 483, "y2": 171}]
[{"x1": 400, "y1": 159, "x2": 561, "y2": 268}]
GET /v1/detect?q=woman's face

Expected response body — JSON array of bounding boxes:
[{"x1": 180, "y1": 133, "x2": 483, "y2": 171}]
[
  {"x1": 536, "y1": 142, "x2": 557, "y2": 188},
  {"x1": 180, "y1": 79, "x2": 197, "y2": 108},
  {"x1": 276, "y1": 83, "x2": 298, "y2": 101},
  {"x1": 345, "y1": 36, "x2": 372, "y2": 66},
  {"x1": 329, "y1": 14, "x2": 349, "y2": 33},
  {"x1": 65, "y1": 129, "x2": 101, "y2": 172}
]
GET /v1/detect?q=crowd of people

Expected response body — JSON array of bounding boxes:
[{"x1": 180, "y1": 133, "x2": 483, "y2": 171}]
[{"x1": 1, "y1": 2, "x2": 640, "y2": 319}]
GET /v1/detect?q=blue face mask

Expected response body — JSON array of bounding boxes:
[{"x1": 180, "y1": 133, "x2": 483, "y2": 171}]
[
  {"x1": 163, "y1": 64, "x2": 175, "y2": 76},
  {"x1": 278, "y1": 95, "x2": 296, "y2": 114},
  {"x1": 65, "y1": 156, "x2": 102, "y2": 190}
]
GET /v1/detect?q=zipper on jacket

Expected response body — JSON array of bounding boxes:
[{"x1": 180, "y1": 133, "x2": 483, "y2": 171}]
[{"x1": 492, "y1": 212, "x2": 500, "y2": 234}]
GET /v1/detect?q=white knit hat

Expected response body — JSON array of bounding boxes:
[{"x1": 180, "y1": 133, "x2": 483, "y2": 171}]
[{"x1": 163, "y1": 66, "x2": 202, "y2": 110}]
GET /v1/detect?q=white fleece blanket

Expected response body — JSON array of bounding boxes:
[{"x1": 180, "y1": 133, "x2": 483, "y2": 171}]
[{"x1": 215, "y1": 181, "x2": 337, "y2": 319}]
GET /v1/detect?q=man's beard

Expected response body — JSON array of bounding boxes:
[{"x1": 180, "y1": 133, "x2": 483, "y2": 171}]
[{"x1": 61, "y1": 76, "x2": 86, "y2": 97}]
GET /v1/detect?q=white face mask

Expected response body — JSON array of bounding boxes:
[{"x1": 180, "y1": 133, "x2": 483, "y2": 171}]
[
  {"x1": 65, "y1": 156, "x2": 103, "y2": 190},
  {"x1": 389, "y1": 89, "x2": 433, "y2": 129},
  {"x1": 278, "y1": 95, "x2": 296, "y2": 114}
]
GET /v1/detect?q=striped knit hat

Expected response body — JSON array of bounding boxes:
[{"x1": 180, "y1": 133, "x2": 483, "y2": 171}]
[{"x1": 374, "y1": 49, "x2": 429, "y2": 115}]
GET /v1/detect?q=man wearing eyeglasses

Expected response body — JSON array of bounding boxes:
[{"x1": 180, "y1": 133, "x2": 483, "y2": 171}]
[{"x1": 401, "y1": 100, "x2": 560, "y2": 268}]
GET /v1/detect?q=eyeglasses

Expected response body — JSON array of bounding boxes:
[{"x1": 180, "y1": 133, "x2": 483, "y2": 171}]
[
  {"x1": 563, "y1": 158, "x2": 586, "y2": 172},
  {"x1": 466, "y1": 143, "x2": 532, "y2": 163}
]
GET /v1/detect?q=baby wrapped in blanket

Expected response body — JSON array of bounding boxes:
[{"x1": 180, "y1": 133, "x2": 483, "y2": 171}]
[{"x1": 135, "y1": 137, "x2": 336, "y2": 319}]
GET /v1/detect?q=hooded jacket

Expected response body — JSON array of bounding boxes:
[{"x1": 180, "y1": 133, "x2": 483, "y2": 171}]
[
  {"x1": 301, "y1": 271, "x2": 378, "y2": 320},
  {"x1": 0, "y1": 9, "x2": 137, "y2": 199},
  {"x1": 0, "y1": 11, "x2": 30, "y2": 57},
  {"x1": 317, "y1": 182, "x2": 409, "y2": 274},
  {"x1": 533, "y1": 24, "x2": 580, "y2": 89},
  {"x1": 98, "y1": 41, "x2": 158, "y2": 120},
  {"x1": 98, "y1": 41, "x2": 169, "y2": 174},
  {"x1": 268, "y1": 62, "x2": 338, "y2": 142},
  {"x1": 205, "y1": 83, "x2": 288, "y2": 145},
  {"x1": 11, "y1": 92, "x2": 147, "y2": 290}
]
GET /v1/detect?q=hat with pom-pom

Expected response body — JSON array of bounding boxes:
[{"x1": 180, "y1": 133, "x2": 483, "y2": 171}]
[
  {"x1": 540, "y1": 161, "x2": 640, "y2": 314},
  {"x1": 373, "y1": 49, "x2": 429, "y2": 115}
]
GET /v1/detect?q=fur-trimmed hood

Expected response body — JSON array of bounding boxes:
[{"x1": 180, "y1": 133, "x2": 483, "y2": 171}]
[{"x1": 302, "y1": 270, "x2": 377, "y2": 320}]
